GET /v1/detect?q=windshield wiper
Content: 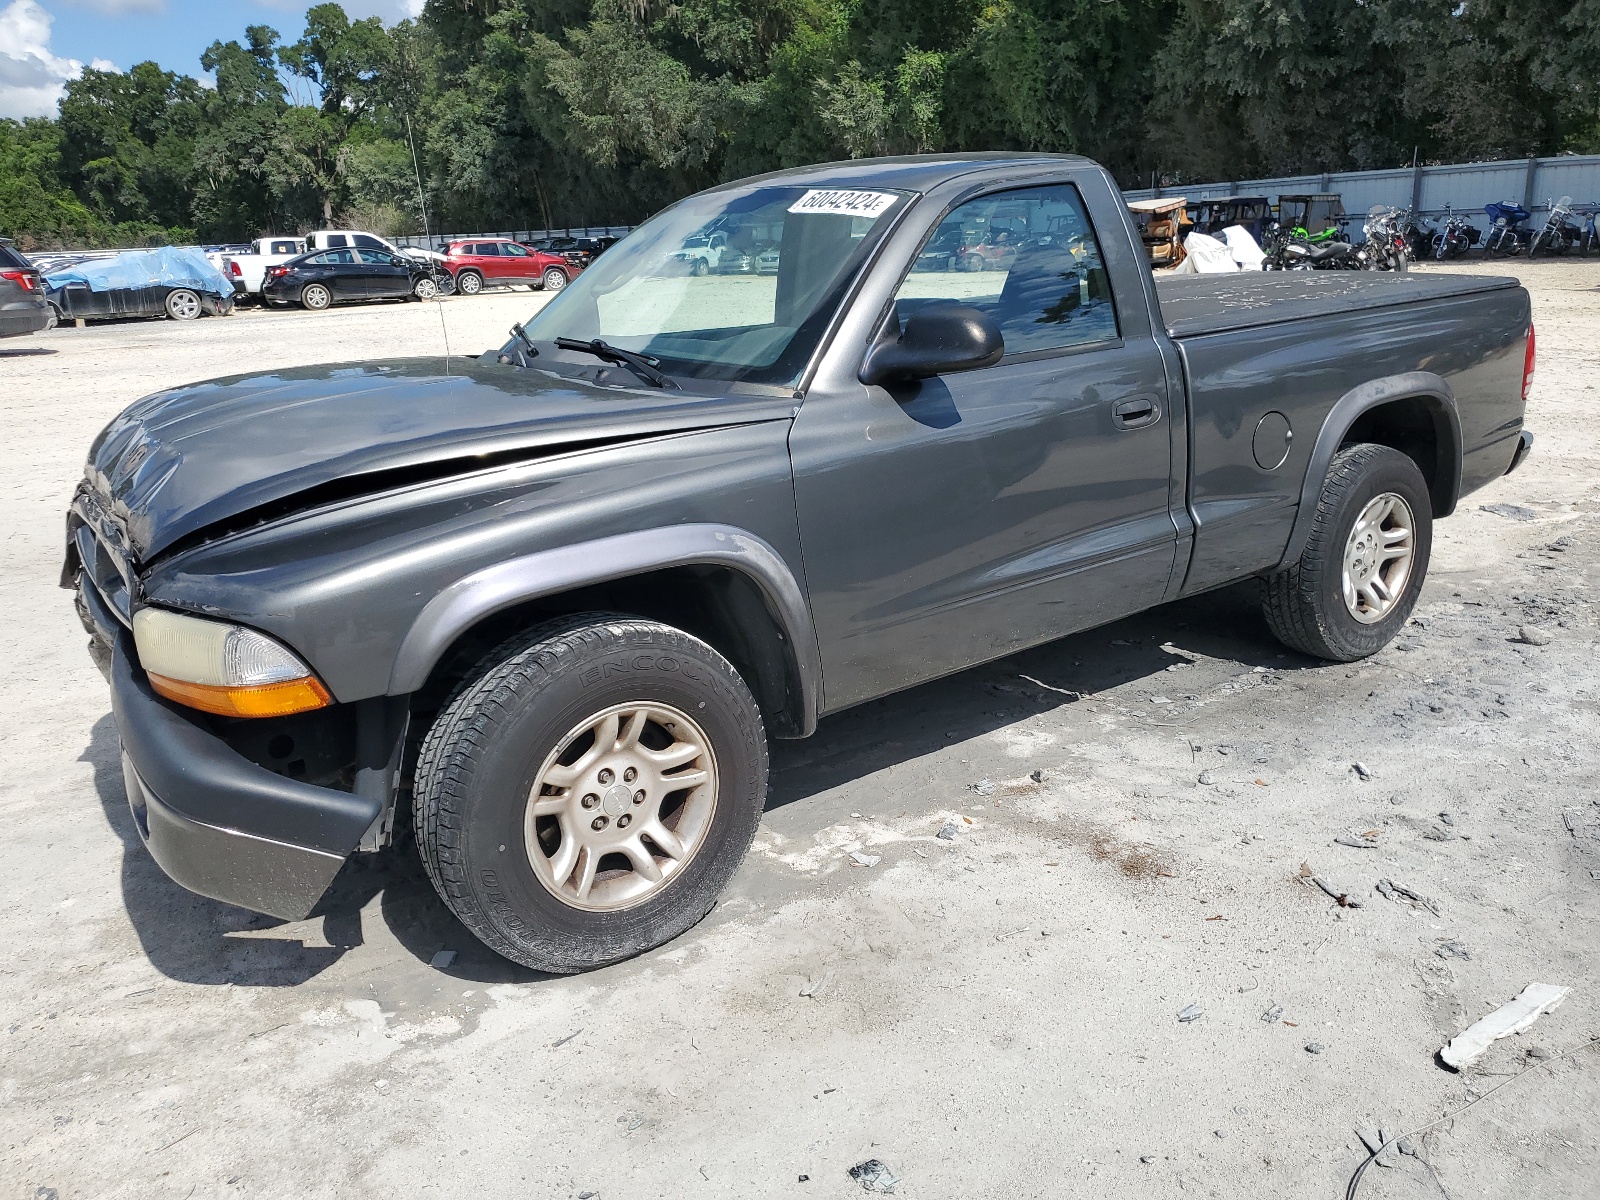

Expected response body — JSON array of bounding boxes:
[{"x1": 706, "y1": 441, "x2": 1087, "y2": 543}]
[{"x1": 555, "y1": 336, "x2": 675, "y2": 389}]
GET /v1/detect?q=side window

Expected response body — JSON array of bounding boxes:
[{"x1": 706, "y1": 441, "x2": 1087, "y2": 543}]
[
  {"x1": 891, "y1": 183, "x2": 1118, "y2": 356},
  {"x1": 356, "y1": 249, "x2": 396, "y2": 265},
  {"x1": 502, "y1": 243, "x2": 529, "y2": 257},
  {"x1": 353, "y1": 234, "x2": 384, "y2": 250},
  {"x1": 311, "y1": 249, "x2": 354, "y2": 265},
  {"x1": 325, "y1": 234, "x2": 349, "y2": 249},
  {"x1": 473, "y1": 243, "x2": 500, "y2": 257}
]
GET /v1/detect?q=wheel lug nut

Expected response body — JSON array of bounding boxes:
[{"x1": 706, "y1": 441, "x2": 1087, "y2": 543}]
[
  {"x1": 582, "y1": 793, "x2": 599, "y2": 809},
  {"x1": 633, "y1": 790, "x2": 646, "y2": 805},
  {"x1": 623, "y1": 767, "x2": 637, "y2": 783},
  {"x1": 591, "y1": 816, "x2": 608, "y2": 831},
  {"x1": 598, "y1": 768, "x2": 614, "y2": 785},
  {"x1": 617, "y1": 814, "x2": 632, "y2": 829}
]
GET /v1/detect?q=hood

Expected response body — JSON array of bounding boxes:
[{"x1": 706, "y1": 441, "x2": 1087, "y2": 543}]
[{"x1": 83, "y1": 357, "x2": 796, "y2": 561}]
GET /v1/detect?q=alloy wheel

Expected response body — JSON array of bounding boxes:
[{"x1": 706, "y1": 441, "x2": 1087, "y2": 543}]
[
  {"x1": 525, "y1": 702, "x2": 718, "y2": 912},
  {"x1": 1342, "y1": 492, "x2": 1415, "y2": 624}
]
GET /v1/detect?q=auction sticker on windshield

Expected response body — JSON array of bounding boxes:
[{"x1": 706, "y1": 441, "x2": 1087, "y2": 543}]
[{"x1": 788, "y1": 190, "x2": 898, "y2": 218}]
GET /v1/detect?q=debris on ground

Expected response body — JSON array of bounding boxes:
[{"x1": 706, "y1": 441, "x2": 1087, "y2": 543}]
[
  {"x1": 1311, "y1": 876, "x2": 1362, "y2": 907},
  {"x1": 848, "y1": 1159, "x2": 900, "y2": 1193},
  {"x1": 1139, "y1": 1155, "x2": 1155, "y2": 1164},
  {"x1": 429, "y1": 950, "x2": 456, "y2": 969},
  {"x1": 1434, "y1": 939, "x2": 1470, "y2": 960},
  {"x1": 935, "y1": 820, "x2": 961, "y2": 841},
  {"x1": 1356, "y1": 1127, "x2": 1398, "y2": 1168},
  {"x1": 1305, "y1": 1042, "x2": 1325, "y2": 1054},
  {"x1": 1422, "y1": 825, "x2": 1455, "y2": 842},
  {"x1": 1334, "y1": 834, "x2": 1377, "y2": 849},
  {"x1": 972, "y1": 779, "x2": 996, "y2": 797},
  {"x1": 1375, "y1": 879, "x2": 1441, "y2": 915},
  {"x1": 1439, "y1": 983, "x2": 1571, "y2": 1071},
  {"x1": 1480, "y1": 502, "x2": 1538, "y2": 521},
  {"x1": 1197, "y1": 771, "x2": 1215, "y2": 785},
  {"x1": 1029, "y1": 769, "x2": 1045, "y2": 783},
  {"x1": 1260, "y1": 1004, "x2": 1284, "y2": 1023},
  {"x1": 1516, "y1": 625, "x2": 1554, "y2": 646},
  {"x1": 848, "y1": 851, "x2": 881, "y2": 867},
  {"x1": 1177, "y1": 1003, "x2": 1205, "y2": 1023},
  {"x1": 799, "y1": 971, "x2": 834, "y2": 999},
  {"x1": 1351, "y1": 762, "x2": 1375, "y2": 781}
]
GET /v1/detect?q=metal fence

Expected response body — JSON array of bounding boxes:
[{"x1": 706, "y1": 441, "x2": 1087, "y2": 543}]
[
  {"x1": 393, "y1": 226, "x2": 633, "y2": 251},
  {"x1": 1122, "y1": 154, "x2": 1600, "y2": 231}
]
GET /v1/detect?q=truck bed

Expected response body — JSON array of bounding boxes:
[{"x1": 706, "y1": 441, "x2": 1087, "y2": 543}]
[{"x1": 1154, "y1": 272, "x2": 1520, "y2": 338}]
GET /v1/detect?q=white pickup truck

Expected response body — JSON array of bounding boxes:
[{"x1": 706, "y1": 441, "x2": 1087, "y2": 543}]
[
  {"x1": 211, "y1": 237, "x2": 304, "y2": 300},
  {"x1": 219, "y1": 231, "x2": 442, "y2": 300}
]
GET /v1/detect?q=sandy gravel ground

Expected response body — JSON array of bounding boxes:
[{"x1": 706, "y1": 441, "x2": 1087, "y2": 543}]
[{"x1": 1, "y1": 265, "x2": 1597, "y2": 1200}]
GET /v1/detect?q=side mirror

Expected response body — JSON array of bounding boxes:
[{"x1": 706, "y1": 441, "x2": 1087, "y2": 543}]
[{"x1": 860, "y1": 303, "x2": 1004, "y2": 386}]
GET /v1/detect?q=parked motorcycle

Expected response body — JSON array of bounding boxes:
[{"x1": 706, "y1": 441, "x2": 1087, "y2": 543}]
[
  {"x1": 1581, "y1": 205, "x2": 1600, "y2": 256},
  {"x1": 1273, "y1": 237, "x2": 1365, "y2": 271},
  {"x1": 1484, "y1": 201, "x2": 1531, "y2": 255},
  {"x1": 1363, "y1": 206, "x2": 1410, "y2": 271},
  {"x1": 1527, "y1": 196, "x2": 1580, "y2": 257},
  {"x1": 1432, "y1": 206, "x2": 1476, "y2": 260},
  {"x1": 1396, "y1": 207, "x2": 1435, "y2": 262}
]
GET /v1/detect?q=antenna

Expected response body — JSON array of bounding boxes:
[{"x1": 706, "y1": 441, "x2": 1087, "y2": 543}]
[{"x1": 404, "y1": 108, "x2": 450, "y2": 371}]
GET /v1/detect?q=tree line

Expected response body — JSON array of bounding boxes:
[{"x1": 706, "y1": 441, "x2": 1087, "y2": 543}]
[{"x1": 1, "y1": 0, "x2": 1595, "y2": 249}]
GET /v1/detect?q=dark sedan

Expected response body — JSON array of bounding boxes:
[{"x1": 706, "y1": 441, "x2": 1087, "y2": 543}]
[
  {"x1": 1, "y1": 240, "x2": 52, "y2": 337},
  {"x1": 262, "y1": 247, "x2": 438, "y2": 310}
]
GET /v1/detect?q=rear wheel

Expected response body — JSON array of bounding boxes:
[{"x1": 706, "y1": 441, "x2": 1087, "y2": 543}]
[
  {"x1": 542, "y1": 267, "x2": 568, "y2": 292},
  {"x1": 165, "y1": 289, "x2": 202, "y2": 320},
  {"x1": 412, "y1": 615, "x2": 769, "y2": 974},
  {"x1": 301, "y1": 283, "x2": 332, "y2": 311},
  {"x1": 456, "y1": 270, "x2": 483, "y2": 296},
  {"x1": 1260, "y1": 444, "x2": 1432, "y2": 662}
]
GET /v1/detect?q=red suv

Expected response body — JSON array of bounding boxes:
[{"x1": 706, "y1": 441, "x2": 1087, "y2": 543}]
[{"x1": 444, "y1": 239, "x2": 574, "y2": 296}]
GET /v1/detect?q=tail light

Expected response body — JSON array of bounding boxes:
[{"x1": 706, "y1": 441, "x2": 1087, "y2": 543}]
[
  {"x1": 1521, "y1": 324, "x2": 1536, "y2": 402},
  {"x1": 267, "y1": 266, "x2": 289, "y2": 279},
  {"x1": 1, "y1": 269, "x2": 38, "y2": 292},
  {"x1": 228, "y1": 261, "x2": 242, "y2": 277}
]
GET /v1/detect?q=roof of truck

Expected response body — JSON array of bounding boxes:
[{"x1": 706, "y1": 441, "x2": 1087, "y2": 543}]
[{"x1": 714, "y1": 153, "x2": 1097, "y2": 196}]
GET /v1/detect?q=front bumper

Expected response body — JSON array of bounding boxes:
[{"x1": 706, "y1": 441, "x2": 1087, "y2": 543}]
[{"x1": 110, "y1": 633, "x2": 381, "y2": 920}]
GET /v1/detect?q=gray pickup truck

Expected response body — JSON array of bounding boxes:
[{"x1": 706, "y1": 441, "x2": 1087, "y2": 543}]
[{"x1": 66, "y1": 154, "x2": 1535, "y2": 973}]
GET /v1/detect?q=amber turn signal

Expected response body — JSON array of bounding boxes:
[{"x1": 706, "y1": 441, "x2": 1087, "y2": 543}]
[{"x1": 147, "y1": 672, "x2": 332, "y2": 718}]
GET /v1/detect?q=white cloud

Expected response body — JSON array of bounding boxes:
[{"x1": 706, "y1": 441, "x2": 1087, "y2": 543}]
[{"x1": 0, "y1": 0, "x2": 85, "y2": 119}]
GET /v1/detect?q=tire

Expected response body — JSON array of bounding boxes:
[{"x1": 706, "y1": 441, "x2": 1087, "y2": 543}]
[
  {"x1": 692, "y1": 258, "x2": 710, "y2": 277},
  {"x1": 1260, "y1": 444, "x2": 1433, "y2": 662},
  {"x1": 165, "y1": 288, "x2": 202, "y2": 320},
  {"x1": 542, "y1": 267, "x2": 568, "y2": 292},
  {"x1": 412, "y1": 275, "x2": 438, "y2": 300},
  {"x1": 965, "y1": 254, "x2": 986, "y2": 272},
  {"x1": 1528, "y1": 228, "x2": 1544, "y2": 258},
  {"x1": 412, "y1": 614, "x2": 769, "y2": 974},
  {"x1": 301, "y1": 283, "x2": 332, "y2": 311},
  {"x1": 456, "y1": 270, "x2": 483, "y2": 296}
]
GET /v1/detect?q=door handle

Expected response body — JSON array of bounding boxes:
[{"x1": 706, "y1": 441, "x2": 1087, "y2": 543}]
[{"x1": 1112, "y1": 397, "x2": 1161, "y2": 429}]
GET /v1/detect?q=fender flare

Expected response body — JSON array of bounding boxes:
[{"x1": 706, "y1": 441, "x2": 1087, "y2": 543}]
[
  {"x1": 387, "y1": 524, "x2": 822, "y2": 734},
  {"x1": 1275, "y1": 372, "x2": 1462, "y2": 571}
]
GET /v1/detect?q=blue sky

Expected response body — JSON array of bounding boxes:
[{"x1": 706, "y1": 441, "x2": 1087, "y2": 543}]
[{"x1": 0, "y1": 0, "x2": 421, "y2": 119}]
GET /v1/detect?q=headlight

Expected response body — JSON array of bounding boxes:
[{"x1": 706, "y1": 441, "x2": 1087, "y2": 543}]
[{"x1": 132, "y1": 607, "x2": 332, "y2": 718}]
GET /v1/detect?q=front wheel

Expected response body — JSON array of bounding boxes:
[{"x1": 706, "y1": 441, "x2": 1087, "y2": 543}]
[
  {"x1": 1260, "y1": 443, "x2": 1432, "y2": 662},
  {"x1": 412, "y1": 275, "x2": 438, "y2": 300},
  {"x1": 412, "y1": 615, "x2": 769, "y2": 974},
  {"x1": 542, "y1": 267, "x2": 568, "y2": 292},
  {"x1": 165, "y1": 288, "x2": 202, "y2": 320}
]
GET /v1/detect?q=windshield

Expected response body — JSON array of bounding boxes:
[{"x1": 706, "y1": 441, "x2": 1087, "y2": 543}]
[{"x1": 516, "y1": 184, "x2": 910, "y2": 386}]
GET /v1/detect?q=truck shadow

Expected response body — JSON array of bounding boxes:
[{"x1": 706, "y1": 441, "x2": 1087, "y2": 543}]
[{"x1": 83, "y1": 579, "x2": 1311, "y2": 986}]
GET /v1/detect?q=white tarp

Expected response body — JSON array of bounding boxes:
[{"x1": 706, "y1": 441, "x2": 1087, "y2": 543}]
[
  {"x1": 1220, "y1": 224, "x2": 1267, "y2": 270},
  {"x1": 1171, "y1": 232, "x2": 1239, "y2": 274},
  {"x1": 1171, "y1": 227, "x2": 1267, "y2": 273}
]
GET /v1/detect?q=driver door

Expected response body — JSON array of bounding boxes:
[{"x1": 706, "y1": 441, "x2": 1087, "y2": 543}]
[{"x1": 790, "y1": 182, "x2": 1180, "y2": 710}]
